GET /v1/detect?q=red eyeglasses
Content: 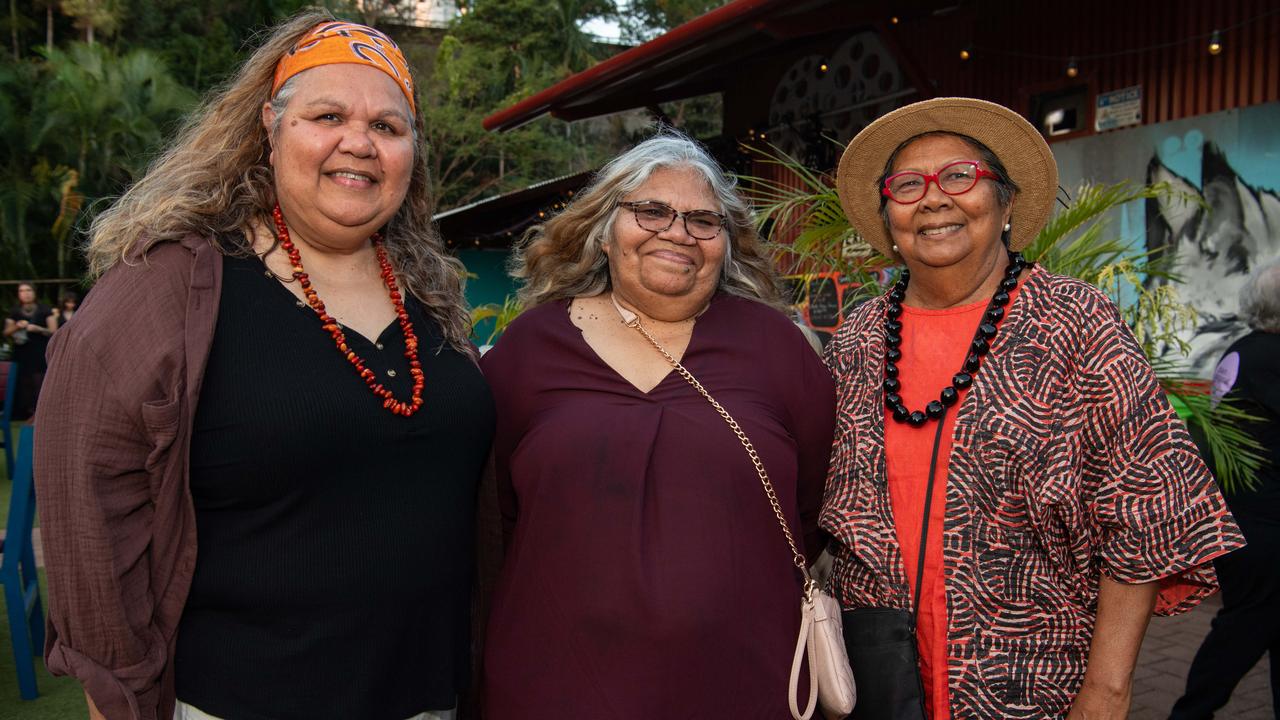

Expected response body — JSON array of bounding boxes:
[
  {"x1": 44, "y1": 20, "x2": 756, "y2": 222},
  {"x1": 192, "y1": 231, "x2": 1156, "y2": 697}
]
[{"x1": 882, "y1": 160, "x2": 997, "y2": 204}]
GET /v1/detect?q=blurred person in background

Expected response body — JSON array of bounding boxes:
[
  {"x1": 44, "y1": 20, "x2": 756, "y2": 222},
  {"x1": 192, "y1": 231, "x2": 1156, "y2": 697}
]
[
  {"x1": 1171, "y1": 257, "x2": 1280, "y2": 720},
  {"x1": 4, "y1": 281, "x2": 56, "y2": 419},
  {"x1": 53, "y1": 290, "x2": 79, "y2": 329}
]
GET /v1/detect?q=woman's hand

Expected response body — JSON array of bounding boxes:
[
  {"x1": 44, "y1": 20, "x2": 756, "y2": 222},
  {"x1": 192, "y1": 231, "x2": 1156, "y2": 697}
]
[{"x1": 1066, "y1": 680, "x2": 1131, "y2": 719}]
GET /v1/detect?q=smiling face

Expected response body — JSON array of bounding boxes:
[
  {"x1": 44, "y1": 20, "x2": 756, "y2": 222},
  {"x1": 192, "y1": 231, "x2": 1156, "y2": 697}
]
[
  {"x1": 262, "y1": 63, "x2": 415, "y2": 249},
  {"x1": 605, "y1": 165, "x2": 728, "y2": 315},
  {"x1": 885, "y1": 134, "x2": 1014, "y2": 272}
]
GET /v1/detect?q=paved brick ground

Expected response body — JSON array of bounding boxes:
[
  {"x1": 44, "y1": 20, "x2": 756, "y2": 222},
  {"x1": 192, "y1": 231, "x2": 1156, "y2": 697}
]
[
  {"x1": 1132, "y1": 593, "x2": 1274, "y2": 719},
  {"x1": 4, "y1": 530, "x2": 1272, "y2": 717}
]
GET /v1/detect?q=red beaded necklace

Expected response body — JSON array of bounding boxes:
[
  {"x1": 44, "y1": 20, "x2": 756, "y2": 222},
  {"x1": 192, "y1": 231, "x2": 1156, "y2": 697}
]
[{"x1": 271, "y1": 204, "x2": 424, "y2": 417}]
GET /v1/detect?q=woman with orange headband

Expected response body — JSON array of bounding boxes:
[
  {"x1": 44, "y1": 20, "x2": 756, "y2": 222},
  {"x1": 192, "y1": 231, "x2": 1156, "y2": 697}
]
[{"x1": 34, "y1": 12, "x2": 493, "y2": 720}]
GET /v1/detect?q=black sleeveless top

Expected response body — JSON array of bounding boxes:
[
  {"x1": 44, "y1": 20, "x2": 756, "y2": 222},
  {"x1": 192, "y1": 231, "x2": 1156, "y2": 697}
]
[{"x1": 176, "y1": 253, "x2": 494, "y2": 720}]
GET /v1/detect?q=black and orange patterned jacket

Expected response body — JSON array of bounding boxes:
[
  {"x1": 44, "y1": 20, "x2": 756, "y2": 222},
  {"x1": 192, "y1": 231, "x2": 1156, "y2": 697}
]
[{"x1": 821, "y1": 266, "x2": 1244, "y2": 718}]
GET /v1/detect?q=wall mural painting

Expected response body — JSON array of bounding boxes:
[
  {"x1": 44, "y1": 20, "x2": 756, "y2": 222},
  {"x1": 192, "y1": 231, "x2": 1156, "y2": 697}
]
[{"x1": 1054, "y1": 102, "x2": 1280, "y2": 374}]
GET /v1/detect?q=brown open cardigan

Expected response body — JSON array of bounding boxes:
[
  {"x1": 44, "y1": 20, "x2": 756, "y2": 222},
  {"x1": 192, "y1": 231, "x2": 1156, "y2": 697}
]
[
  {"x1": 35, "y1": 235, "x2": 220, "y2": 719},
  {"x1": 34, "y1": 235, "x2": 501, "y2": 719}
]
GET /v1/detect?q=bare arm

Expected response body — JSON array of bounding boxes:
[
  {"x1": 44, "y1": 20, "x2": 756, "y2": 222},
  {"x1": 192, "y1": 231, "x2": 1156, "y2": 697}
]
[
  {"x1": 1067, "y1": 576, "x2": 1158, "y2": 719},
  {"x1": 3, "y1": 317, "x2": 18, "y2": 338},
  {"x1": 85, "y1": 691, "x2": 106, "y2": 720}
]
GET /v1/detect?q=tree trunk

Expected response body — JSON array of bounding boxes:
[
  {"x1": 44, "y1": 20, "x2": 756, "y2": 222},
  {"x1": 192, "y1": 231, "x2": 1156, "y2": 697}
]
[
  {"x1": 87, "y1": 23, "x2": 94, "y2": 45},
  {"x1": 46, "y1": 3, "x2": 53, "y2": 50},
  {"x1": 56, "y1": 223, "x2": 65, "y2": 279},
  {"x1": 10, "y1": 0, "x2": 20, "y2": 60}
]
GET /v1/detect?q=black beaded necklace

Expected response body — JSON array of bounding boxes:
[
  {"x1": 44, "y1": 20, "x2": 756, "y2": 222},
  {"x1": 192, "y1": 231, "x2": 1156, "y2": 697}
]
[{"x1": 883, "y1": 251, "x2": 1028, "y2": 426}]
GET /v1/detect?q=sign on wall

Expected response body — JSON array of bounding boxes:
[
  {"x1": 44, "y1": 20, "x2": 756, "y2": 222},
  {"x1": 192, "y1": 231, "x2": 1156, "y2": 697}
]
[{"x1": 1095, "y1": 85, "x2": 1143, "y2": 131}]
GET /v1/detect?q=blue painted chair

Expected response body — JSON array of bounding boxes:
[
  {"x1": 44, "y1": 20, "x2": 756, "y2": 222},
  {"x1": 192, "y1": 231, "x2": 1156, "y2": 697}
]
[
  {"x1": 0, "y1": 360, "x2": 16, "y2": 479},
  {"x1": 1, "y1": 426, "x2": 44, "y2": 700}
]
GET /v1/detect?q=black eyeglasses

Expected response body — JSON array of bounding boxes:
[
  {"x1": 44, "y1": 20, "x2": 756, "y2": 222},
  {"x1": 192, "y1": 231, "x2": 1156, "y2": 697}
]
[{"x1": 618, "y1": 201, "x2": 727, "y2": 240}]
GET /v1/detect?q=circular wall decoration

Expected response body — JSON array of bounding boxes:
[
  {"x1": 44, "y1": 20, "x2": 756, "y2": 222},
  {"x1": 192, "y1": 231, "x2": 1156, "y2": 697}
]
[{"x1": 767, "y1": 31, "x2": 908, "y2": 162}]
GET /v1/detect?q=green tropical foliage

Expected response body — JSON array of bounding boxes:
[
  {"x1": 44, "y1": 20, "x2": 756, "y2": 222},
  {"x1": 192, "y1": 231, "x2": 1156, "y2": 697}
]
[
  {"x1": 35, "y1": 44, "x2": 194, "y2": 191},
  {"x1": 742, "y1": 144, "x2": 1268, "y2": 492},
  {"x1": 618, "y1": 0, "x2": 727, "y2": 42},
  {"x1": 0, "y1": 59, "x2": 43, "y2": 279},
  {"x1": 424, "y1": 0, "x2": 623, "y2": 208},
  {"x1": 470, "y1": 293, "x2": 523, "y2": 346},
  {"x1": 745, "y1": 142, "x2": 873, "y2": 285},
  {"x1": 0, "y1": 42, "x2": 193, "y2": 281},
  {"x1": 0, "y1": 0, "x2": 635, "y2": 284},
  {"x1": 1025, "y1": 182, "x2": 1202, "y2": 356}
]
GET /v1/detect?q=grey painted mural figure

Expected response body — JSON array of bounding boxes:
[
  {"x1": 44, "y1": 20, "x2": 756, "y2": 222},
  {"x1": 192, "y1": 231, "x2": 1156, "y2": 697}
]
[{"x1": 1146, "y1": 141, "x2": 1280, "y2": 372}]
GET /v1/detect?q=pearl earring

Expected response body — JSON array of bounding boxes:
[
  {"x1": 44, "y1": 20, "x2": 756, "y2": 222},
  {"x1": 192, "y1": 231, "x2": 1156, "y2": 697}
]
[
  {"x1": 1003, "y1": 222, "x2": 1011, "y2": 232},
  {"x1": 892, "y1": 244, "x2": 899, "y2": 253}
]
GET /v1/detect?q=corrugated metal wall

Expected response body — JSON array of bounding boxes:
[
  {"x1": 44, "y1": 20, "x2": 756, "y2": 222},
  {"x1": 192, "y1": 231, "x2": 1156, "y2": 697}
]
[
  {"x1": 744, "y1": 0, "x2": 1280, "y2": 228},
  {"x1": 907, "y1": 0, "x2": 1279, "y2": 127}
]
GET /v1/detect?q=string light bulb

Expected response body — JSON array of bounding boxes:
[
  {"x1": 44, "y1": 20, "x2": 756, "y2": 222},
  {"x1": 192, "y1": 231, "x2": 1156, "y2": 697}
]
[
  {"x1": 1066, "y1": 57, "x2": 1078, "y2": 78},
  {"x1": 890, "y1": 16, "x2": 899, "y2": 24},
  {"x1": 959, "y1": 46, "x2": 971, "y2": 61},
  {"x1": 1208, "y1": 30, "x2": 1223, "y2": 55},
  {"x1": 818, "y1": 61, "x2": 829, "y2": 74}
]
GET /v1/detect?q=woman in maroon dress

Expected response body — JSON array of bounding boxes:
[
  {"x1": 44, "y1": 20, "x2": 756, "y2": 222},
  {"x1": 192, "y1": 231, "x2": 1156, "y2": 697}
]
[{"x1": 480, "y1": 133, "x2": 836, "y2": 718}]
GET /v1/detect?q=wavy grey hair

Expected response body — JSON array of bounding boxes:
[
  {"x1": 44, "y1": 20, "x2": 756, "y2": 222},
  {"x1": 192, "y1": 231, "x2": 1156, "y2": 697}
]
[
  {"x1": 1240, "y1": 257, "x2": 1280, "y2": 333},
  {"x1": 512, "y1": 131, "x2": 782, "y2": 309}
]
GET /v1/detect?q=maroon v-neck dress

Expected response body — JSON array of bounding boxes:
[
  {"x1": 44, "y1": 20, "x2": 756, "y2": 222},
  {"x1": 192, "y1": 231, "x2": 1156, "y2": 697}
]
[{"x1": 480, "y1": 294, "x2": 836, "y2": 719}]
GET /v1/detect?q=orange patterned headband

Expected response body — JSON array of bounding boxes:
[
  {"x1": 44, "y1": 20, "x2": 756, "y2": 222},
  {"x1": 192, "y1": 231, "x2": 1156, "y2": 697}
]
[{"x1": 272, "y1": 21, "x2": 416, "y2": 115}]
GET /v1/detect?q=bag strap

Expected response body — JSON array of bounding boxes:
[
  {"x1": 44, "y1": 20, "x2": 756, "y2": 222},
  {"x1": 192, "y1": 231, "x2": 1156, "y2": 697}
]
[
  {"x1": 611, "y1": 294, "x2": 812, "y2": 586},
  {"x1": 789, "y1": 602, "x2": 820, "y2": 719},
  {"x1": 912, "y1": 408, "x2": 948, "y2": 620},
  {"x1": 610, "y1": 295, "x2": 818, "y2": 720}
]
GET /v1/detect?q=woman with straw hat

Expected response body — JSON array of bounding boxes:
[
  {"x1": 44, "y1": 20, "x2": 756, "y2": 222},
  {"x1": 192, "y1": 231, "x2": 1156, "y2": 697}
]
[{"x1": 821, "y1": 97, "x2": 1242, "y2": 719}]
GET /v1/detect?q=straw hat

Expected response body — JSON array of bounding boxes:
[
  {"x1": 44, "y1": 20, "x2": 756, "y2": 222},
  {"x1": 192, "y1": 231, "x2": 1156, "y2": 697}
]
[{"x1": 836, "y1": 97, "x2": 1058, "y2": 259}]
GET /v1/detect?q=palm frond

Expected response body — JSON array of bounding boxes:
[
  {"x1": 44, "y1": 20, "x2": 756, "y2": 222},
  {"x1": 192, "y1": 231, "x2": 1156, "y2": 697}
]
[
  {"x1": 1151, "y1": 356, "x2": 1270, "y2": 493},
  {"x1": 471, "y1": 294, "x2": 525, "y2": 345},
  {"x1": 736, "y1": 142, "x2": 887, "y2": 293}
]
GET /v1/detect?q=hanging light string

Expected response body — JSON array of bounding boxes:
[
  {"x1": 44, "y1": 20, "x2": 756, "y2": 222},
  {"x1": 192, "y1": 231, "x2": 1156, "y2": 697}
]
[{"x1": 956, "y1": 6, "x2": 1277, "y2": 62}]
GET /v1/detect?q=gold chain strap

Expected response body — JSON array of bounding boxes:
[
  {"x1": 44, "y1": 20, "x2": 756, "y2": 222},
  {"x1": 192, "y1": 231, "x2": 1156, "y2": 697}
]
[{"x1": 615, "y1": 301, "x2": 811, "y2": 587}]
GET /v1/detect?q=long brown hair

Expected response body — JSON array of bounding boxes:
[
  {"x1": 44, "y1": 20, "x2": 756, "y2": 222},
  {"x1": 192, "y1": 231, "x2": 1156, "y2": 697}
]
[{"x1": 85, "y1": 11, "x2": 473, "y2": 352}]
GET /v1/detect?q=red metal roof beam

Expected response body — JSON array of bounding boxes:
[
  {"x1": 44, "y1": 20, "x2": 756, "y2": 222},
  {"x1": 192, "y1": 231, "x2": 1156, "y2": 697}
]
[{"x1": 482, "y1": 0, "x2": 786, "y2": 132}]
